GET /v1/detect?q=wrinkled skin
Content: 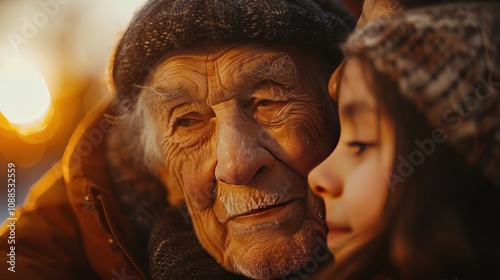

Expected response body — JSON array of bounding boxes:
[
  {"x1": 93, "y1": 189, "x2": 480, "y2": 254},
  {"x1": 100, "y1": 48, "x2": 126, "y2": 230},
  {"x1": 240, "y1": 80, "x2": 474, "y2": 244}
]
[{"x1": 141, "y1": 42, "x2": 337, "y2": 279}]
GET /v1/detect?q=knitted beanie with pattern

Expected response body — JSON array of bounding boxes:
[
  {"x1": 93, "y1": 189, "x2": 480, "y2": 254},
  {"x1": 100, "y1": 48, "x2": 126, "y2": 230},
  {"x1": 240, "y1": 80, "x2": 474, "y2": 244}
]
[{"x1": 343, "y1": 2, "x2": 500, "y2": 187}]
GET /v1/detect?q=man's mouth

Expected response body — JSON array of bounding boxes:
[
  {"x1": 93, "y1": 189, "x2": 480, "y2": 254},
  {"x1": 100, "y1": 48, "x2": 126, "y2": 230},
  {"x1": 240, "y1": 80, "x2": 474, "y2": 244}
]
[
  {"x1": 216, "y1": 184, "x2": 305, "y2": 223},
  {"x1": 232, "y1": 199, "x2": 297, "y2": 219},
  {"x1": 227, "y1": 200, "x2": 307, "y2": 236}
]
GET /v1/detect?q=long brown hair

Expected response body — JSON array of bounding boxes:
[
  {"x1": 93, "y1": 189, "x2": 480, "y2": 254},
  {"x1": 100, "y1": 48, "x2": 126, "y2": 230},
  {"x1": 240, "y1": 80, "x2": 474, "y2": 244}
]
[{"x1": 317, "y1": 54, "x2": 500, "y2": 279}]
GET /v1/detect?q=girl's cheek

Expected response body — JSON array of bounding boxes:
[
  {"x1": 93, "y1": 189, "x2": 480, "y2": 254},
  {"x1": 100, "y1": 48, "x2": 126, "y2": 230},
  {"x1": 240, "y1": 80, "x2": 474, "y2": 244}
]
[{"x1": 346, "y1": 160, "x2": 389, "y2": 233}]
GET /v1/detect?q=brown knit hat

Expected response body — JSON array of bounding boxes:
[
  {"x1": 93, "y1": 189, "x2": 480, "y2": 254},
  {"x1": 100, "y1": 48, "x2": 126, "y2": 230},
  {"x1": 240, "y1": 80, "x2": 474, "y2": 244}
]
[
  {"x1": 343, "y1": 3, "x2": 500, "y2": 186},
  {"x1": 110, "y1": 0, "x2": 354, "y2": 101}
]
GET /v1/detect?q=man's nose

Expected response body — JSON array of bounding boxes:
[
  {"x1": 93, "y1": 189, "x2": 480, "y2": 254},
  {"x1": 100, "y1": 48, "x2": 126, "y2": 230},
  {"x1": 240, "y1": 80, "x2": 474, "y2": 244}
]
[
  {"x1": 215, "y1": 120, "x2": 275, "y2": 186},
  {"x1": 308, "y1": 152, "x2": 343, "y2": 198}
]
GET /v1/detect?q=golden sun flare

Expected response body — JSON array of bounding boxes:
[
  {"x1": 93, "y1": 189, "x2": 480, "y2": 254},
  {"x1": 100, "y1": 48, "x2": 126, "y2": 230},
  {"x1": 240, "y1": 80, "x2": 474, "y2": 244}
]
[{"x1": 0, "y1": 56, "x2": 52, "y2": 134}]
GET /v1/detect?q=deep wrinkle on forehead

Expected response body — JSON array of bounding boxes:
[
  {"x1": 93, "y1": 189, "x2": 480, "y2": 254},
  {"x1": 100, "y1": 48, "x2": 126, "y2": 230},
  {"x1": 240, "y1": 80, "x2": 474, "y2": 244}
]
[
  {"x1": 144, "y1": 42, "x2": 299, "y2": 120},
  {"x1": 205, "y1": 49, "x2": 298, "y2": 106}
]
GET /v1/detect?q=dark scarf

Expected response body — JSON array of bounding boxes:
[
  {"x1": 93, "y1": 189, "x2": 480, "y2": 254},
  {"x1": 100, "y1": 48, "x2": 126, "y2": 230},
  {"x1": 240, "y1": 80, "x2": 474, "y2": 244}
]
[{"x1": 149, "y1": 207, "x2": 251, "y2": 279}]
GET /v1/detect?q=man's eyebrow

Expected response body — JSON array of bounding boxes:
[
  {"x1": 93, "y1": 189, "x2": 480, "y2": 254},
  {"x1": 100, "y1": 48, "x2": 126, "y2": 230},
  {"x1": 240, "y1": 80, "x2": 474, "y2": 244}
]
[
  {"x1": 143, "y1": 84, "x2": 187, "y2": 105},
  {"x1": 341, "y1": 100, "x2": 376, "y2": 119},
  {"x1": 249, "y1": 53, "x2": 298, "y2": 88}
]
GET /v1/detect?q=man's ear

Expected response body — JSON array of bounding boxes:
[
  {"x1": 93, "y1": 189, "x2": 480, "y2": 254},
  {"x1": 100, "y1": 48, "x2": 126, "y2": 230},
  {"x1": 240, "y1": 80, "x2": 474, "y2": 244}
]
[{"x1": 158, "y1": 166, "x2": 184, "y2": 207}]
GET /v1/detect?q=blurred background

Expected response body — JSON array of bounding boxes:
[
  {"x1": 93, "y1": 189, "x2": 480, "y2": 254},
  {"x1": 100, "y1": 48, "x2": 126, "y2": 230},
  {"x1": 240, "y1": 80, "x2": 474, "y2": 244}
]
[
  {"x1": 0, "y1": 0, "x2": 362, "y2": 221},
  {"x1": 0, "y1": 0, "x2": 148, "y2": 220}
]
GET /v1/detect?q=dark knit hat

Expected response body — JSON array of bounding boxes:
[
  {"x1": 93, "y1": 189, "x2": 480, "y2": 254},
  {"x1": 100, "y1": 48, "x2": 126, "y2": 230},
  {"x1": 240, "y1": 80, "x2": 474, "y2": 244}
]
[
  {"x1": 110, "y1": 0, "x2": 354, "y2": 101},
  {"x1": 343, "y1": 3, "x2": 500, "y2": 186}
]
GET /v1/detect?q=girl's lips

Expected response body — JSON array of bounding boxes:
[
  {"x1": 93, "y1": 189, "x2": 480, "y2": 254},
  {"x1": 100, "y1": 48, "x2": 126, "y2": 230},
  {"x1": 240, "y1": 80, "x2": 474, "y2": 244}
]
[
  {"x1": 328, "y1": 223, "x2": 352, "y2": 239},
  {"x1": 327, "y1": 224, "x2": 352, "y2": 249},
  {"x1": 328, "y1": 227, "x2": 351, "y2": 235},
  {"x1": 327, "y1": 223, "x2": 352, "y2": 235}
]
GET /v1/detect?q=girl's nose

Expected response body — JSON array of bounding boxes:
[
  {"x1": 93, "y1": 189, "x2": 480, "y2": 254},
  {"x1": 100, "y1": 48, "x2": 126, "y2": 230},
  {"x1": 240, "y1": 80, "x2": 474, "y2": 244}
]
[{"x1": 308, "y1": 153, "x2": 343, "y2": 198}]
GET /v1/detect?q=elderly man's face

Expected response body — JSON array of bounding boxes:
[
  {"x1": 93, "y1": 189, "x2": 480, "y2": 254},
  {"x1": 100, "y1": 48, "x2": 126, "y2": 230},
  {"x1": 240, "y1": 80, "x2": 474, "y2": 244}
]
[{"x1": 143, "y1": 42, "x2": 336, "y2": 279}]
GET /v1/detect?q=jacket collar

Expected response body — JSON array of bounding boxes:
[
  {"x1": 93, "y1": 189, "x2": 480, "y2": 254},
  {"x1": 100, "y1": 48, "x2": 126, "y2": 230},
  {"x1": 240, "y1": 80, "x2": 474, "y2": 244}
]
[{"x1": 61, "y1": 96, "x2": 149, "y2": 279}]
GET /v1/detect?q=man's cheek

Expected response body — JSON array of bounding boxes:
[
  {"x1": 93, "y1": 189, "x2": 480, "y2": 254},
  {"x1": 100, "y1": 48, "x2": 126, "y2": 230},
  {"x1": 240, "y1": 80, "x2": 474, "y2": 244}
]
[
  {"x1": 188, "y1": 204, "x2": 227, "y2": 264},
  {"x1": 277, "y1": 119, "x2": 333, "y2": 175},
  {"x1": 183, "y1": 178, "x2": 217, "y2": 211},
  {"x1": 161, "y1": 167, "x2": 185, "y2": 206}
]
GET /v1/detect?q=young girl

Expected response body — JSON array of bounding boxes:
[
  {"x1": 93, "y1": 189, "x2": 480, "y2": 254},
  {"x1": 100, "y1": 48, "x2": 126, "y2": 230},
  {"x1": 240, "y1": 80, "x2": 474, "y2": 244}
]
[{"x1": 309, "y1": 2, "x2": 500, "y2": 279}]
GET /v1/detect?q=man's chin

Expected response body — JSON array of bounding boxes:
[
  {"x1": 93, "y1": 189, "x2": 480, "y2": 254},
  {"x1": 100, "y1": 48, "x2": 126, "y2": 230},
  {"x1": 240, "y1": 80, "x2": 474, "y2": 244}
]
[{"x1": 222, "y1": 204, "x2": 327, "y2": 279}]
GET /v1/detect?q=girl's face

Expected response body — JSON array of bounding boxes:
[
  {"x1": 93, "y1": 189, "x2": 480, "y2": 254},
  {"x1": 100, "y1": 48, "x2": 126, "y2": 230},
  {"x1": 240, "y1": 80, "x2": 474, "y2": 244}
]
[{"x1": 308, "y1": 58, "x2": 395, "y2": 252}]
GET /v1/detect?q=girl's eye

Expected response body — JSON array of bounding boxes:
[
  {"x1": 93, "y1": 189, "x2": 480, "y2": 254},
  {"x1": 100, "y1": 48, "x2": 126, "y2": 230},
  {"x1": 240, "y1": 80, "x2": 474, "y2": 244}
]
[{"x1": 347, "y1": 141, "x2": 375, "y2": 155}]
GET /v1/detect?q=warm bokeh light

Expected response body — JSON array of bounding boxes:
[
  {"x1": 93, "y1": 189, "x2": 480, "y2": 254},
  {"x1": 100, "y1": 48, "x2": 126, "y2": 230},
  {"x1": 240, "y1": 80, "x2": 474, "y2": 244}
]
[
  {"x1": 0, "y1": 56, "x2": 52, "y2": 134},
  {"x1": 0, "y1": 0, "x2": 151, "y2": 222}
]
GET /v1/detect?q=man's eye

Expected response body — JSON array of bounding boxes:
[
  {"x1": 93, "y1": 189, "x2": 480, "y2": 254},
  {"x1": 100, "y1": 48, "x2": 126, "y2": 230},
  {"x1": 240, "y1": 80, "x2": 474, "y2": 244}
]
[
  {"x1": 256, "y1": 99, "x2": 273, "y2": 107},
  {"x1": 174, "y1": 114, "x2": 203, "y2": 128},
  {"x1": 176, "y1": 118, "x2": 202, "y2": 127},
  {"x1": 347, "y1": 141, "x2": 375, "y2": 155}
]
